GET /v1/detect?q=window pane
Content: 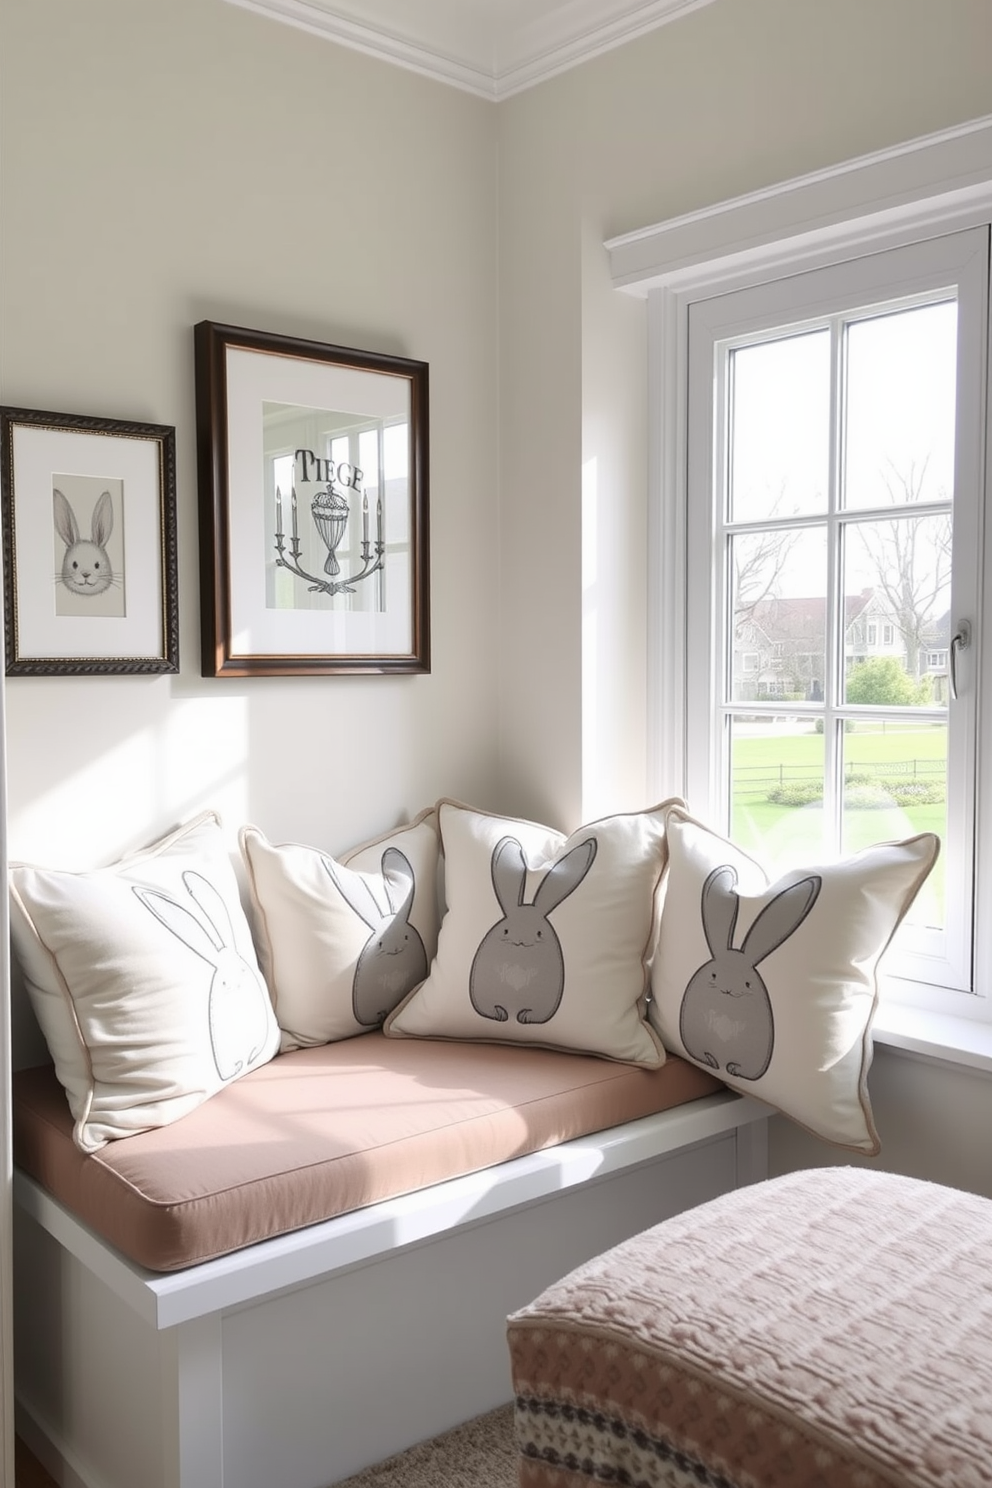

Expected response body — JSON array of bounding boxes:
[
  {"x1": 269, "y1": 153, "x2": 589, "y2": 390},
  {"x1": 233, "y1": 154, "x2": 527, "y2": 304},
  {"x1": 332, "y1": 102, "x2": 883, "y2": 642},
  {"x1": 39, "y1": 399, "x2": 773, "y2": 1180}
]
[
  {"x1": 384, "y1": 422, "x2": 408, "y2": 480},
  {"x1": 843, "y1": 516, "x2": 951, "y2": 707},
  {"x1": 358, "y1": 427, "x2": 380, "y2": 489},
  {"x1": 731, "y1": 527, "x2": 828, "y2": 704},
  {"x1": 730, "y1": 715, "x2": 827, "y2": 867},
  {"x1": 841, "y1": 720, "x2": 947, "y2": 931},
  {"x1": 729, "y1": 331, "x2": 830, "y2": 521},
  {"x1": 844, "y1": 300, "x2": 957, "y2": 511}
]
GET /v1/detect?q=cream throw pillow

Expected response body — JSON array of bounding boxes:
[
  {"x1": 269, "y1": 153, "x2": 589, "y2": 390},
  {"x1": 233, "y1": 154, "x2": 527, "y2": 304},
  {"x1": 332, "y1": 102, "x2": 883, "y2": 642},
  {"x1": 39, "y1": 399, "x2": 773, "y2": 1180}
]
[
  {"x1": 384, "y1": 799, "x2": 680, "y2": 1066},
  {"x1": 240, "y1": 809, "x2": 441, "y2": 1050},
  {"x1": 9, "y1": 810, "x2": 280, "y2": 1152},
  {"x1": 649, "y1": 808, "x2": 940, "y2": 1153}
]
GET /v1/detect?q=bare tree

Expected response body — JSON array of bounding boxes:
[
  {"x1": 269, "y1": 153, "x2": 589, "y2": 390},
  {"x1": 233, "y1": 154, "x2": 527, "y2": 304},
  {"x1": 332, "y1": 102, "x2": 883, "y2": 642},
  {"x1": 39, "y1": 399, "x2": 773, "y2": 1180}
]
[
  {"x1": 733, "y1": 531, "x2": 795, "y2": 620},
  {"x1": 853, "y1": 458, "x2": 952, "y2": 680},
  {"x1": 732, "y1": 484, "x2": 803, "y2": 623},
  {"x1": 732, "y1": 524, "x2": 809, "y2": 700}
]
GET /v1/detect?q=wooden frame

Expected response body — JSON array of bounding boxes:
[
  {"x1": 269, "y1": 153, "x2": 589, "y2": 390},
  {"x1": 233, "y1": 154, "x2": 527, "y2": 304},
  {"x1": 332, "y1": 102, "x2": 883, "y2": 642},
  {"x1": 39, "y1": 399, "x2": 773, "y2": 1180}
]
[
  {"x1": 0, "y1": 406, "x2": 179, "y2": 676},
  {"x1": 194, "y1": 322, "x2": 430, "y2": 678}
]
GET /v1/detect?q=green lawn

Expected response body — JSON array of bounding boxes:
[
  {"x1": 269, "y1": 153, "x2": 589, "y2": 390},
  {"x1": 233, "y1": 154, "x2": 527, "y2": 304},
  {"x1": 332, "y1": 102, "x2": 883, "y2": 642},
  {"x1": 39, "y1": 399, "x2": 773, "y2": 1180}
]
[
  {"x1": 732, "y1": 722, "x2": 945, "y2": 779},
  {"x1": 730, "y1": 723, "x2": 946, "y2": 915}
]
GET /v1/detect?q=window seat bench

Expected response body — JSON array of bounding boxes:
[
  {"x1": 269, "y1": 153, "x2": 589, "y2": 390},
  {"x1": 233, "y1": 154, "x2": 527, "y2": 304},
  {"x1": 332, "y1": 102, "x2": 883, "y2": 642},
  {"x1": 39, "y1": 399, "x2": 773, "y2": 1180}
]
[{"x1": 12, "y1": 1033, "x2": 770, "y2": 1488}]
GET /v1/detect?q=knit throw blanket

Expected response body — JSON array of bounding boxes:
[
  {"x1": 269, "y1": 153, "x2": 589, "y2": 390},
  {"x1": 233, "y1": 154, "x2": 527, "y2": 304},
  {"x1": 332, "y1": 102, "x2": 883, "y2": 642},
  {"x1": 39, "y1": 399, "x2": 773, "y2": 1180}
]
[{"x1": 507, "y1": 1166, "x2": 992, "y2": 1488}]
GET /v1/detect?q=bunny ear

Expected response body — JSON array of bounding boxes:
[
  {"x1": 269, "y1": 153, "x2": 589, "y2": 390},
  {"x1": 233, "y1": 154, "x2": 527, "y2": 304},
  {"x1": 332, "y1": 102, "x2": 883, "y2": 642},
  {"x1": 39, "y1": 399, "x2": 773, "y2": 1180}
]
[
  {"x1": 740, "y1": 875, "x2": 821, "y2": 967},
  {"x1": 91, "y1": 490, "x2": 114, "y2": 548},
  {"x1": 133, "y1": 885, "x2": 219, "y2": 967},
  {"x1": 53, "y1": 489, "x2": 79, "y2": 548},
  {"x1": 700, "y1": 865, "x2": 741, "y2": 955},
  {"x1": 182, "y1": 871, "x2": 233, "y2": 952},
  {"x1": 490, "y1": 836, "x2": 528, "y2": 914},
  {"x1": 533, "y1": 837, "x2": 597, "y2": 917},
  {"x1": 323, "y1": 857, "x2": 384, "y2": 932},
  {"x1": 381, "y1": 847, "x2": 415, "y2": 917}
]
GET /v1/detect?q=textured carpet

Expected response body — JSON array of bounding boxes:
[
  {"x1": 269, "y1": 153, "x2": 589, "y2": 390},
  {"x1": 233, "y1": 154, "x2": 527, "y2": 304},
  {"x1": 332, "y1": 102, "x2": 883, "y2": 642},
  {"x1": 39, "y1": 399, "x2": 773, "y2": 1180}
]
[{"x1": 336, "y1": 1403, "x2": 517, "y2": 1488}]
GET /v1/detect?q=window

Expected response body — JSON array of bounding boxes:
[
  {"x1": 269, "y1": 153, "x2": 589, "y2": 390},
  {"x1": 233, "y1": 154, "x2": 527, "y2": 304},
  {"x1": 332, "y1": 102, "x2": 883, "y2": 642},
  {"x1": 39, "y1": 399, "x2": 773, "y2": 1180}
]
[
  {"x1": 684, "y1": 230, "x2": 989, "y2": 1005},
  {"x1": 604, "y1": 118, "x2": 992, "y2": 1046}
]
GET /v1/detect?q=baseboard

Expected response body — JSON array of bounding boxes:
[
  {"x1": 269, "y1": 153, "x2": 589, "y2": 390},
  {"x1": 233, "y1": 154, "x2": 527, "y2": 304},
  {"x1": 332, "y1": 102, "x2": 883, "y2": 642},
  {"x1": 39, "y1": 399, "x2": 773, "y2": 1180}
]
[{"x1": 15, "y1": 1397, "x2": 97, "y2": 1488}]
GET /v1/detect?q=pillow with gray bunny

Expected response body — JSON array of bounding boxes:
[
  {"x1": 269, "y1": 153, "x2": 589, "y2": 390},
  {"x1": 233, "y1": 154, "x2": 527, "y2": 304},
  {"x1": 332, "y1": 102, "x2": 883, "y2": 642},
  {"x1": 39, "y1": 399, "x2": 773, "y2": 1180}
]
[
  {"x1": 383, "y1": 798, "x2": 680, "y2": 1067},
  {"x1": 239, "y1": 809, "x2": 441, "y2": 1051},
  {"x1": 649, "y1": 807, "x2": 940, "y2": 1154},
  {"x1": 9, "y1": 810, "x2": 280, "y2": 1153}
]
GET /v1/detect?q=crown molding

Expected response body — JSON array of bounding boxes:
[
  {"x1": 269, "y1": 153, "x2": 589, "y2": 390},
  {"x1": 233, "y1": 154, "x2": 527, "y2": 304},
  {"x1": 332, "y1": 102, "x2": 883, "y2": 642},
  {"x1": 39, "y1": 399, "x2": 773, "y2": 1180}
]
[
  {"x1": 222, "y1": 0, "x2": 718, "y2": 100},
  {"x1": 493, "y1": 0, "x2": 717, "y2": 97},
  {"x1": 606, "y1": 113, "x2": 992, "y2": 294}
]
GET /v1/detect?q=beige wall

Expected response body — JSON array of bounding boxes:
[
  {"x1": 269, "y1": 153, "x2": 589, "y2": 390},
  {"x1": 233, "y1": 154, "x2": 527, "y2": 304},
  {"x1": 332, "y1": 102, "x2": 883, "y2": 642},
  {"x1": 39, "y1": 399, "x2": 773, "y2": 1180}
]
[
  {"x1": 498, "y1": 0, "x2": 992, "y2": 826},
  {"x1": 0, "y1": 0, "x2": 501, "y2": 891},
  {"x1": 772, "y1": 1045, "x2": 992, "y2": 1200},
  {"x1": 496, "y1": 0, "x2": 992, "y2": 1190}
]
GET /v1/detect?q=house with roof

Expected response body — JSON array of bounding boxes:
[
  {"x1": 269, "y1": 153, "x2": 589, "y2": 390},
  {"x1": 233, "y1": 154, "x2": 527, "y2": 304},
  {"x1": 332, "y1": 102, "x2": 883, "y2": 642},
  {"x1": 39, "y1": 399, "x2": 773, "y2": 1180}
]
[{"x1": 735, "y1": 588, "x2": 910, "y2": 701}]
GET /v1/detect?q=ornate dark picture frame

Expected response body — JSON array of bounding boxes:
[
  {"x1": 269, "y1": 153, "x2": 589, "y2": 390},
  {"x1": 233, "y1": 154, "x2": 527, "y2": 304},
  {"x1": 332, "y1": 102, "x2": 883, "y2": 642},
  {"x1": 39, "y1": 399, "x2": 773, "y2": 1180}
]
[
  {"x1": 194, "y1": 321, "x2": 430, "y2": 677},
  {"x1": 0, "y1": 405, "x2": 179, "y2": 676}
]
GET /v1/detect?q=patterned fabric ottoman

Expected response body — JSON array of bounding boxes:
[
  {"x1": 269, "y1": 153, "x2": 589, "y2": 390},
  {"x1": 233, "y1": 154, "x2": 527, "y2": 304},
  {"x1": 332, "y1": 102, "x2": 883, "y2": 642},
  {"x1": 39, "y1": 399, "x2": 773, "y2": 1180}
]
[{"x1": 506, "y1": 1166, "x2": 992, "y2": 1488}]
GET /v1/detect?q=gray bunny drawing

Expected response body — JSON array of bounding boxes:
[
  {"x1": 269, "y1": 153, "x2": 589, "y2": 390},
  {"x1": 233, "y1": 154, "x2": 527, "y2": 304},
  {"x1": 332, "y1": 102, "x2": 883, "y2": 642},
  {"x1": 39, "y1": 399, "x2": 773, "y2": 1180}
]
[
  {"x1": 134, "y1": 871, "x2": 272, "y2": 1081},
  {"x1": 679, "y1": 864, "x2": 821, "y2": 1080},
  {"x1": 324, "y1": 847, "x2": 428, "y2": 1027},
  {"x1": 469, "y1": 834, "x2": 597, "y2": 1025},
  {"x1": 54, "y1": 488, "x2": 115, "y2": 597}
]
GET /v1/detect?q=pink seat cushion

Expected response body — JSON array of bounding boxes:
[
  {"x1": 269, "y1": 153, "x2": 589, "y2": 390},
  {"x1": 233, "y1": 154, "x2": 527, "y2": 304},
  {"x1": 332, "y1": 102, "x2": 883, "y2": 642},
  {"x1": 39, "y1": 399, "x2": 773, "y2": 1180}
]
[{"x1": 13, "y1": 1032, "x2": 722, "y2": 1272}]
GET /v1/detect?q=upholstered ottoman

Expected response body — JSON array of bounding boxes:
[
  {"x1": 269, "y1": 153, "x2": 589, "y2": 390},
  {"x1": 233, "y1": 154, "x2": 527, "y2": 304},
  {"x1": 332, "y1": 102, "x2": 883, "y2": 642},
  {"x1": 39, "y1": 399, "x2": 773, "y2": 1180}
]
[{"x1": 507, "y1": 1167, "x2": 992, "y2": 1488}]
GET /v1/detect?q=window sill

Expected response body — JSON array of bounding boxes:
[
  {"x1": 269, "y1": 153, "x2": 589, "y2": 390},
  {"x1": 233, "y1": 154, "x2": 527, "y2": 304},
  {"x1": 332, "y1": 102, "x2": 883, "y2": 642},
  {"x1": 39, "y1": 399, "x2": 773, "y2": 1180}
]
[{"x1": 872, "y1": 1003, "x2": 992, "y2": 1077}]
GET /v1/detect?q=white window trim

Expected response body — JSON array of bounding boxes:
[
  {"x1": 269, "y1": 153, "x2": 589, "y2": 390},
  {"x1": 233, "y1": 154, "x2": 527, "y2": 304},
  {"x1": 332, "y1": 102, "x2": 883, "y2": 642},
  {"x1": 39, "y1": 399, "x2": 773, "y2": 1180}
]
[
  {"x1": 685, "y1": 230, "x2": 985, "y2": 998},
  {"x1": 606, "y1": 114, "x2": 992, "y2": 1068}
]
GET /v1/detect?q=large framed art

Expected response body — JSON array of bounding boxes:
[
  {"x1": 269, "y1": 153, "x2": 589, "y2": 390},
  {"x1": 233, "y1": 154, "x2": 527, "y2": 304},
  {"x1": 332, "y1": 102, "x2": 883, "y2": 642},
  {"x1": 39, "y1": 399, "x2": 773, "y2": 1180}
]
[
  {"x1": 194, "y1": 321, "x2": 430, "y2": 677},
  {"x1": 0, "y1": 406, "x2": 179, "y2": 676}
]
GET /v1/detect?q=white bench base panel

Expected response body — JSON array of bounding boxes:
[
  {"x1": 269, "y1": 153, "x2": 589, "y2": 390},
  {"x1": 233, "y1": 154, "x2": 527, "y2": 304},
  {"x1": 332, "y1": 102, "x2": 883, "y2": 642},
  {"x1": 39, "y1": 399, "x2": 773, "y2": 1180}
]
[{"x1": 14, "y1": 1090, "x2": 769, "y2": 1488}]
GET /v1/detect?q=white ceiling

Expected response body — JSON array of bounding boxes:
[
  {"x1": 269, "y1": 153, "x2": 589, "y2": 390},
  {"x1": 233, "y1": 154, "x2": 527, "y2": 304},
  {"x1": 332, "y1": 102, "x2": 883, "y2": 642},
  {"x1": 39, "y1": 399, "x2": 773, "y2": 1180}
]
[{"x1": 224, "y1": 0, "x2": 717, "y2": 99}]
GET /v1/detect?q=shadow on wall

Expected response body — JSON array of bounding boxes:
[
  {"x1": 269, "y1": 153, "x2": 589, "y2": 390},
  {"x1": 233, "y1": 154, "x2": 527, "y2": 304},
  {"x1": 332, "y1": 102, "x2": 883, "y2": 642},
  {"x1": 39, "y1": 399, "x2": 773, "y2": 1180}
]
[
  {"x1": 242, "y1": 677, "x2": 499, "y2": 856},
  {"x1": 768, "y1": 1045, "x2": 992, "y2": 1202},
  {"x1": 4, "y1": 679, "x2": 250, "y2": 870}
]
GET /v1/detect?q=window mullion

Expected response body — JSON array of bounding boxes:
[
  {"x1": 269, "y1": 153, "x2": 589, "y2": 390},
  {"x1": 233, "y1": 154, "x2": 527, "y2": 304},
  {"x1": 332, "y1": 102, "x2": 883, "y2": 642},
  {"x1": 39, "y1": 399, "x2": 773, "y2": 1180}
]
[
  {"x1": 823, "y1": 314, "x2": 846, "y2": 854},
  {"x1": 715, "y1": 344, "x2": 734, "y2": 830}
]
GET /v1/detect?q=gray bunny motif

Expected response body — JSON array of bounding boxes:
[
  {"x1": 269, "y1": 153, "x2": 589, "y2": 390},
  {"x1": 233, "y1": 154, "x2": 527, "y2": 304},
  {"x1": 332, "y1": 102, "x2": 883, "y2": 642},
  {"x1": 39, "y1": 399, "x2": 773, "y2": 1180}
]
[
  {"x1": 679, "y1": 865, "x2": 821, "y2": 1080},
  {"x1": 133, "y1": 872, "x2": 272, "y2": 1081},
  {"x1": 53, "y1": 488, "x2": 115, "y2": 597},
  {"x1": 324, "y1": 847, "x2": 428, "y2": 1027},
  {"x1": 469, "y1": 835, "x2": 597, "y2": 1025}
]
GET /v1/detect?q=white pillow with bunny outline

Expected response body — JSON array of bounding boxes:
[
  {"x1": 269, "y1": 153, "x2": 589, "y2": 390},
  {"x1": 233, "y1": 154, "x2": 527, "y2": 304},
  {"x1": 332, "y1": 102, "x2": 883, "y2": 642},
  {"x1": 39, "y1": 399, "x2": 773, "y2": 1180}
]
[
  {"x1": 240, "y1": 808, "x2": 441, "y2": 1051},
  {"x1": 9, "y1": 810, "x2": 280, "y2": 1152},
  {"x1": 649, "y1": 808, "x2": 940, "y2": 1154},
  {"x1": 383, "y1": 798, "x2": 680, "y2": 1066}
]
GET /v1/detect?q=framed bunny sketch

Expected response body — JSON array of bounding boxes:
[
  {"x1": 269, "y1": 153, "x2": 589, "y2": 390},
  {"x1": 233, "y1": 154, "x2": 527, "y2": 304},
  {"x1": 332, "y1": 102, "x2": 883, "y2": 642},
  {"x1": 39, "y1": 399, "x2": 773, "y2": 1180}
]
[
  {"x1": 0, "y1": 406, "x2": 179, "y2": 675},
  {"x1": 194, "y1": 321, "x2": 430, "y2": 677}
]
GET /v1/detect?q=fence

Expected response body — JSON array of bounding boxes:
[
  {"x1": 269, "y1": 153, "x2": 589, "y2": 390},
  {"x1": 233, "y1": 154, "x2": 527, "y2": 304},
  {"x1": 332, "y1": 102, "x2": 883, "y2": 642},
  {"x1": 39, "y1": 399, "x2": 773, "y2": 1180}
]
[{"x1": 733, "y1": 757, "x2": 945, "y2": 803}]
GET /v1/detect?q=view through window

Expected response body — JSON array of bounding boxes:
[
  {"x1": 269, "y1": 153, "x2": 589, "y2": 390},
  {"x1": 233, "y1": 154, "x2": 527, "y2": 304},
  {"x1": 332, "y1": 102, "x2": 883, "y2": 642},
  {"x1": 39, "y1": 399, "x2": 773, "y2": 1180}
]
[{"x1": 684, "y1": 229, "x2": 990, "y2": 993}]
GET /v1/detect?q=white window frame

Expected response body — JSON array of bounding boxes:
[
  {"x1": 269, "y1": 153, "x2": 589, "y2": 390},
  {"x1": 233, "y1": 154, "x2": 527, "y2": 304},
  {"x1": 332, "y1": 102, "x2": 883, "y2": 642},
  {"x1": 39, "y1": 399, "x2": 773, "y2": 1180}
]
[
  {"x1": 606, "y1": 115, "x2": 992, "y2": 1058},
  {"x1": 685, "y1": 231, "x2": 986, "y2": 999}
]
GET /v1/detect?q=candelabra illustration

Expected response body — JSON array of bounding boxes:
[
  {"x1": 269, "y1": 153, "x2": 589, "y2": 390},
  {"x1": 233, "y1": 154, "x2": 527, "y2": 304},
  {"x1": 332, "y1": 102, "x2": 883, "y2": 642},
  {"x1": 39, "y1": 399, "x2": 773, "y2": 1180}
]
[{"x1": 274, "y1": 482, "x2": 384, "y2": 597}]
